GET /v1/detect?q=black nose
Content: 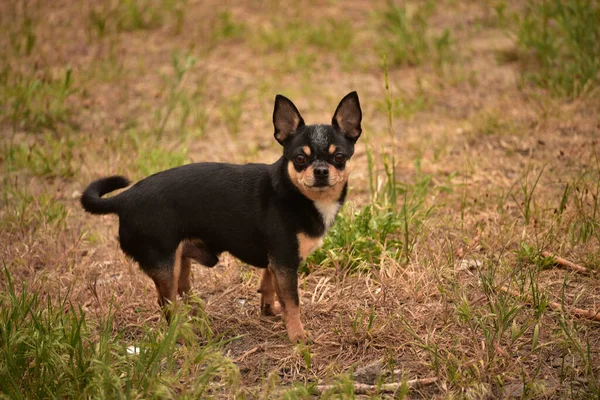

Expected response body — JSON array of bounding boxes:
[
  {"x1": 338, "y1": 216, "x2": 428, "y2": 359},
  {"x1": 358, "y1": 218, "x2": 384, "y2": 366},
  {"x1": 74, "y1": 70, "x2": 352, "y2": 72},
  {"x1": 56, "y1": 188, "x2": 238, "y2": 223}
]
[{"x1": 314, "y1": 166, "x2": 329, "y2": 177}]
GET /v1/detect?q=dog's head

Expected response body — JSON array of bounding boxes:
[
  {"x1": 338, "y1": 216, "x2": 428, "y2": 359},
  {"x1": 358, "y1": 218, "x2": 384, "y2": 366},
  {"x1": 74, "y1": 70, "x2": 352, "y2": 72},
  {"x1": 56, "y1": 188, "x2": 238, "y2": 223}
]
[{"x1": 273, "y1": 92, "x2": 362, "y2": 202}]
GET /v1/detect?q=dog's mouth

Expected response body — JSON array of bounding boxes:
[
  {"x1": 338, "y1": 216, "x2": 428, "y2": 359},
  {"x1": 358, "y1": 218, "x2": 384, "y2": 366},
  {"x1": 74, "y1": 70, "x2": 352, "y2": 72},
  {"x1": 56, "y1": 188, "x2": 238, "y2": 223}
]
[{"x1": 304, "y1": 183, "x2": 334, "y2": 191}]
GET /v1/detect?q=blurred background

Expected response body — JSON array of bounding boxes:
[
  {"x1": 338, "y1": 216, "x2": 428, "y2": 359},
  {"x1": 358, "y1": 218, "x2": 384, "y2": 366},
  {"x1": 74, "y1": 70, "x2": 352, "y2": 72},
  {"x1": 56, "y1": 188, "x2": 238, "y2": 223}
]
[{"x1": 1, "y1": 0, "x2": 599, "y2": 398}]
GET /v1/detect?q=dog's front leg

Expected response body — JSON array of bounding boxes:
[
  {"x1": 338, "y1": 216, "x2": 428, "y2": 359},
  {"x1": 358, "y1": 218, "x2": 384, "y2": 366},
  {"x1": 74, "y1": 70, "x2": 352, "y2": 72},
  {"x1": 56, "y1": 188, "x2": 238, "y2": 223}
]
[
  {"x1": 258, "y1": 268, "x2": 281, "y2": 316},
  {"x1": 269, "y1": 265, "x2": 306, "y2": 343}
]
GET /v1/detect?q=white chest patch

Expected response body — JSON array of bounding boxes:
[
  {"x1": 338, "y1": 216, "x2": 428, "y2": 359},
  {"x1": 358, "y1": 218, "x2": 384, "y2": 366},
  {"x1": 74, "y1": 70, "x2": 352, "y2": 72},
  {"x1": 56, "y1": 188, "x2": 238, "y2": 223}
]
[{"x1": 314, "y1": 200, "x2": 340, "y2": 229}]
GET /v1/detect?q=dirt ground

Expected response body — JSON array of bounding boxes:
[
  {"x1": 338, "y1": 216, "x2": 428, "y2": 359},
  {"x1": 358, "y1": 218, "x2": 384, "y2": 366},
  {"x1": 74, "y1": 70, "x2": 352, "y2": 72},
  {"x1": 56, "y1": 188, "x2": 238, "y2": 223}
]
[{"x1": 1, "y1": 0, "x2": 599, "y2": 398}]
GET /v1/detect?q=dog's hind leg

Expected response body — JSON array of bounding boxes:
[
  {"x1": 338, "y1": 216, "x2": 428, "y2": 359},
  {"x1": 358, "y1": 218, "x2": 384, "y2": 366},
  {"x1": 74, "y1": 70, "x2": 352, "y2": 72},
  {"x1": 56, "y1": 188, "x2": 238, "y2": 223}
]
[
  {"x1": 258, "y1": 268, "x2": 280, "y2": 316},
  {"x1": 178, "y1": 255, "x2": 192, "y2": 297},
  {"x1": 146, "y1": 244, "x2": 182, "y2": 321}
]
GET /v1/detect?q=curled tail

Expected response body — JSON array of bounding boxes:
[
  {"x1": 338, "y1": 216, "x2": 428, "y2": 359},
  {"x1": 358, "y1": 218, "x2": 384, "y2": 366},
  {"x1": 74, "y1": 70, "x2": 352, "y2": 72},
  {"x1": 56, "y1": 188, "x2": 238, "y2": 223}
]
[{"x1": 80, "y1": 176, "x2": 130, "y2": 215}]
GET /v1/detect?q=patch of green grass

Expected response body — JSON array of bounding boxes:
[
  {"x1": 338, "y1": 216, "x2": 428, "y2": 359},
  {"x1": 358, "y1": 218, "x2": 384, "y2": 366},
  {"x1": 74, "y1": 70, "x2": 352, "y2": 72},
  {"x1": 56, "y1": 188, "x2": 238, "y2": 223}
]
[
  {"x1": 555, "y1": 296, "x2": 600, "y2": 395},
  {"x1": 0, "y1": 268, "x2": 241, "y2": 399},
  {"x1": 0, "y1": 179, "x2": 68, "y2": 233},
  {"x1": 470, "y1": 0, "x2": 510, "y2": 29},
  {"x1": 380, "y1": 56, "x2": 399, "y2": 204},
  {"x1": 500, "y1": 165, "x2": 545, "y2": 225},
  {"x1": 256, "y1": 18, "x2": 353, "y2": 52},
  {"x1": 129, "y1": 128, "x2": 188, "y2": 177},
  {"x1": 516, "y1": 0, "x2": 600, "y2": 98},
  {"x1": 508, "y1": 164, "x2": 545, "y2": 225},
  {"x1": 305, "y1": 18, "x2": 354, "y2": 52},
  {"x1": 253, "y1": 17, "x2": 355, "y2": 70},
  {"x1": 117, "y1": 123, "x2": 188, "y2": 179},
  {"x1": 378, "y1": 0, "x2": 454, "y2": 68},
  {"x1": 307, "y1": 203, "x2": 403, "y2": 272},
  {"x1": 567, "y1": 169, "x2": 600, "y2": 245},
  {"x1": 351, "y1": 306, "x2": 377, "y2": 341},
  {"x1": 82, "y1": 35, "x2": 126, "y2": 83},
  {"x1": 308, "y1": 166, "x2": 439, "y2": 272},
  {"x1": 492, "y1": 0, "x2": 509, "y2": 28},
  {"x1": 88, "y1": 0, "x2": 186, "y2": 38},
  {"x1": 517, "y1": 242, "x2": 556, "y2": 275},
  {"x1": 5, "y1": 2, "x2": 37, "y2": 56},
  {"x1": 318, "y1": 374, "x2": 356, "y2": 398},
  {"x1": 470, "y1": 110, "x2": 516, "y2": 136},
  {"x1": 0, "y1": 67, "x2": 76, "y2": 133},
  {"x1": 210, "y1": 10, "x2": 246, "y2": 44},
  {"x1": 3, "y1": 132, "x2": 79, "y2": 178},
  {"x1": 283, "y1": 52, "x2": 320, "y2": 75},
  {"x1": 375, "y1": 85, "x2": 430, "y2": 120},
  {"x1": 154, "y1": 51, "x2": 200, "y2": 139},
  {"x1": 517, "y1": 238, "x2": 600, "y2": 396},
  {"x1": 220, "y1": 91, "x2": 246, "y2": 137},
  {"x1": 413, "y1": 246, "x2": 554, "y2": 396},
  {"x1": 119, "y1": 0, "x2": 186, "y2": 33},
  {"x1": 136, "y1": 146, "x2": 188, "y2": 177}
]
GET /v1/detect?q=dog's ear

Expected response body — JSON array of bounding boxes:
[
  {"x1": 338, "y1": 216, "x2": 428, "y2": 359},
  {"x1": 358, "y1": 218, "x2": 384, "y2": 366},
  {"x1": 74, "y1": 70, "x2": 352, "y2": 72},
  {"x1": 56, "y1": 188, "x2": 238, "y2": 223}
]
[
  {"x1": 332, "y1": 91, "x2": 362, "y2": 142},
  {"x1": 273, "y1": 95, "x2": 305, "y2": 145}
]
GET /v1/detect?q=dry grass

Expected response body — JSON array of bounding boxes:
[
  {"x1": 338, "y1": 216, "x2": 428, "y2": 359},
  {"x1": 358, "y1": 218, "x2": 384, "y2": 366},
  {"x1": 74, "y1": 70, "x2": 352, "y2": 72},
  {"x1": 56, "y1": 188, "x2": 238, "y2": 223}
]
[{"x1": 1, "y1": 0, "x2": 599, "y2": 398}]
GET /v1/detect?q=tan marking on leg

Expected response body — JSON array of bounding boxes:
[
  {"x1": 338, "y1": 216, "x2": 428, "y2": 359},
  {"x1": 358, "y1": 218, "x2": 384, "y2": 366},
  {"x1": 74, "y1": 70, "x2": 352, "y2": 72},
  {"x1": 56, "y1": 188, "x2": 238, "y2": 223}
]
[
  {"x1": 328, "y1": 144, "x2": 336, "y2": 154},
  {"x1": 258, "y1": 268, "x2": 280, "y2": 315},
  {"x1": 178, "y1": 256, "x2": 192, "y2": 297},
  {"x1": 146, "y1": 244, "x2": 182, "y2": 321},
  {"x1": 302, "y1": 146, "x2": 311, "y2": 156},
  {"x1": 270, "y1": 265, "x2": 306, "y2": 342},
  {"x1": 172, "y1": 243, "x2": 182, "y2": 299},
  {"x1": 297, "y1": 233, "x2": 323, "y2": 260},
  {"x1": 149, "y1": 271, "x2": 174, "y2": 308}
]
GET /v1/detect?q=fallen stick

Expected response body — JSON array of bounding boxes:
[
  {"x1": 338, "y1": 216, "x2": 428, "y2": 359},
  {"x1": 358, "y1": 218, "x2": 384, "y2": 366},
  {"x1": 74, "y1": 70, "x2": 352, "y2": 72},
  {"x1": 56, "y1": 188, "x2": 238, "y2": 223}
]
[
  {"x1": 541, "y1": 251, "x2": 589, "y2": 275},
  {"x1": 547, "y1": 301, "x2": 600, "y2": 321},
  {"x1": 500, "y1": 287, "x2": 600, "y2": 322},
  {"x1": 313, "y1": 377, "x2": 438, "y2": 395},
  {"x1": 232, "y1": 346, "x2": 262, "y2": 363}
]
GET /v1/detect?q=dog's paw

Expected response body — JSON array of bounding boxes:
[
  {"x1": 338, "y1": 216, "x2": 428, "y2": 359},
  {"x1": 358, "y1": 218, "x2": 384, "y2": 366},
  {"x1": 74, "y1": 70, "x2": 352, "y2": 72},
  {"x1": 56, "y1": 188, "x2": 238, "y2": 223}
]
[
  {"x1": 288, "y1": 329, "x2": 309, "y2": 343},
  {"x1": 286, "y1": 322, "x2": 308, "y2": 343},
  {"x1": 261, "y1": 301, "x2": 281, "y2": 316}
]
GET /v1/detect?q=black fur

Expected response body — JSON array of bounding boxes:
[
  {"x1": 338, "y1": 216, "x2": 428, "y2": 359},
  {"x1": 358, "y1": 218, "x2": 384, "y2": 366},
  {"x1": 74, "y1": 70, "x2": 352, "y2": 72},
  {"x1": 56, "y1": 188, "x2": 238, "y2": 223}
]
[
  {"x1": 81, "y1": 176, "x2": 130, "y2": 215},
  {"x1": 81, "y1": 160, "x2": 328, "y2": 270}
]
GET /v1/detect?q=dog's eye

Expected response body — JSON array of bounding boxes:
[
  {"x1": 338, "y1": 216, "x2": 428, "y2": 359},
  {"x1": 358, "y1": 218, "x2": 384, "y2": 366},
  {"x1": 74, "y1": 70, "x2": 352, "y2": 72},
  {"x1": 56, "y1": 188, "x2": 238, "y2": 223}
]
[
  {"x1": 333, "y1": 153, "x2": 346, "y2": 164},
  {"x1": 294, "y1": 154, "x2": 307, "y2": 165}
]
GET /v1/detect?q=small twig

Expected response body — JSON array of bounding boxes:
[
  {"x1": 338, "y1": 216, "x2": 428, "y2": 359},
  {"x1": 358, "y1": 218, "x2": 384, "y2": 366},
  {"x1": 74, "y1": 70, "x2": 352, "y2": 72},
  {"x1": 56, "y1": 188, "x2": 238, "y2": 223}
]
[
  {"x1": 313, "y1": 377, "x2": 438, "y2": 395},
  {"x1": 208, "y1": 285, "x2": 240, "y2": 306},
  {"x1": 541, "y1": 251, "x2": 589, "y2": 275},
  {"x1": 547, "y1": 301, "x2": 600, "y2": 322},
  {"x1": 232, "y1": 345, "x2": 262, "y2": 363},
  {"x1": 500, "y1": 286, "x2": 600, "y2": 322}
]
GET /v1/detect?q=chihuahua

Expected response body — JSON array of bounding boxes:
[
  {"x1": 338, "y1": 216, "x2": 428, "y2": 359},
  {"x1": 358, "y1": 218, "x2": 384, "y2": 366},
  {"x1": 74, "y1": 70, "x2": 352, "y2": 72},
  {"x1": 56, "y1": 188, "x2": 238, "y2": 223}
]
[{"x1": 81, "y1": 92, "x2": 362, "y2": 342}]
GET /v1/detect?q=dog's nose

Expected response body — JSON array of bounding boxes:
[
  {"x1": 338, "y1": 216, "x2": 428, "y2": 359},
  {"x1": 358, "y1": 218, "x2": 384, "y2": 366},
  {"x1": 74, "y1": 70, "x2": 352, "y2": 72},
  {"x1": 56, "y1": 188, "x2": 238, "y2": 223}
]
[{"x1": 314, "y1": 166, "x2": 329, "y2": 177}]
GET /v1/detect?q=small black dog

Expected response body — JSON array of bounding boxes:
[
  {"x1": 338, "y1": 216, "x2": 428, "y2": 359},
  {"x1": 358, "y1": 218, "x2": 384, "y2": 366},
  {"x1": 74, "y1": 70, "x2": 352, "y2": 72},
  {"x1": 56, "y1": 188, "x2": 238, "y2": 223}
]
[{"x1": 81, "y1": 92, "x2": 362, "y2": 342}]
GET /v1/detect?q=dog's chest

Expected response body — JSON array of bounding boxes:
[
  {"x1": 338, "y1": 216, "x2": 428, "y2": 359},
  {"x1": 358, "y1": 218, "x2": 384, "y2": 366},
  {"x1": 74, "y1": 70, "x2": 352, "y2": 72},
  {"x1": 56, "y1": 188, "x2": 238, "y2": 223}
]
[
  {"x1": 295, "y1": 200, "x2": 340, "y2": 261},
  {"x1": 314, "y1": 200, "x2": 340, "y2": 229}
]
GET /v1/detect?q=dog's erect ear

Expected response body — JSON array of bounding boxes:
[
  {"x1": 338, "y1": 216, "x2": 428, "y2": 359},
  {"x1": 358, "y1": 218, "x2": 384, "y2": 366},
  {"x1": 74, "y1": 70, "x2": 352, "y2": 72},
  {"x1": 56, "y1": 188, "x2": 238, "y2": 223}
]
[
  {"x1": 332, "y1": 91, "x2": 362, "y2": 142},
  {"x1": 273, "y1": 95, "x2": 305, "y2": 145}
]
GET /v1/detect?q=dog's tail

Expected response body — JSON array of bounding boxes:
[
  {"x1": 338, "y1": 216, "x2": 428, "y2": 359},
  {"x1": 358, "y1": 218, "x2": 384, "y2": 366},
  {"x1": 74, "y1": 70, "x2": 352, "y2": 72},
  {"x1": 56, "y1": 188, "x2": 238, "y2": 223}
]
[{"x1": 80, "y1": 176, "x2": 130, "y2": 215}]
